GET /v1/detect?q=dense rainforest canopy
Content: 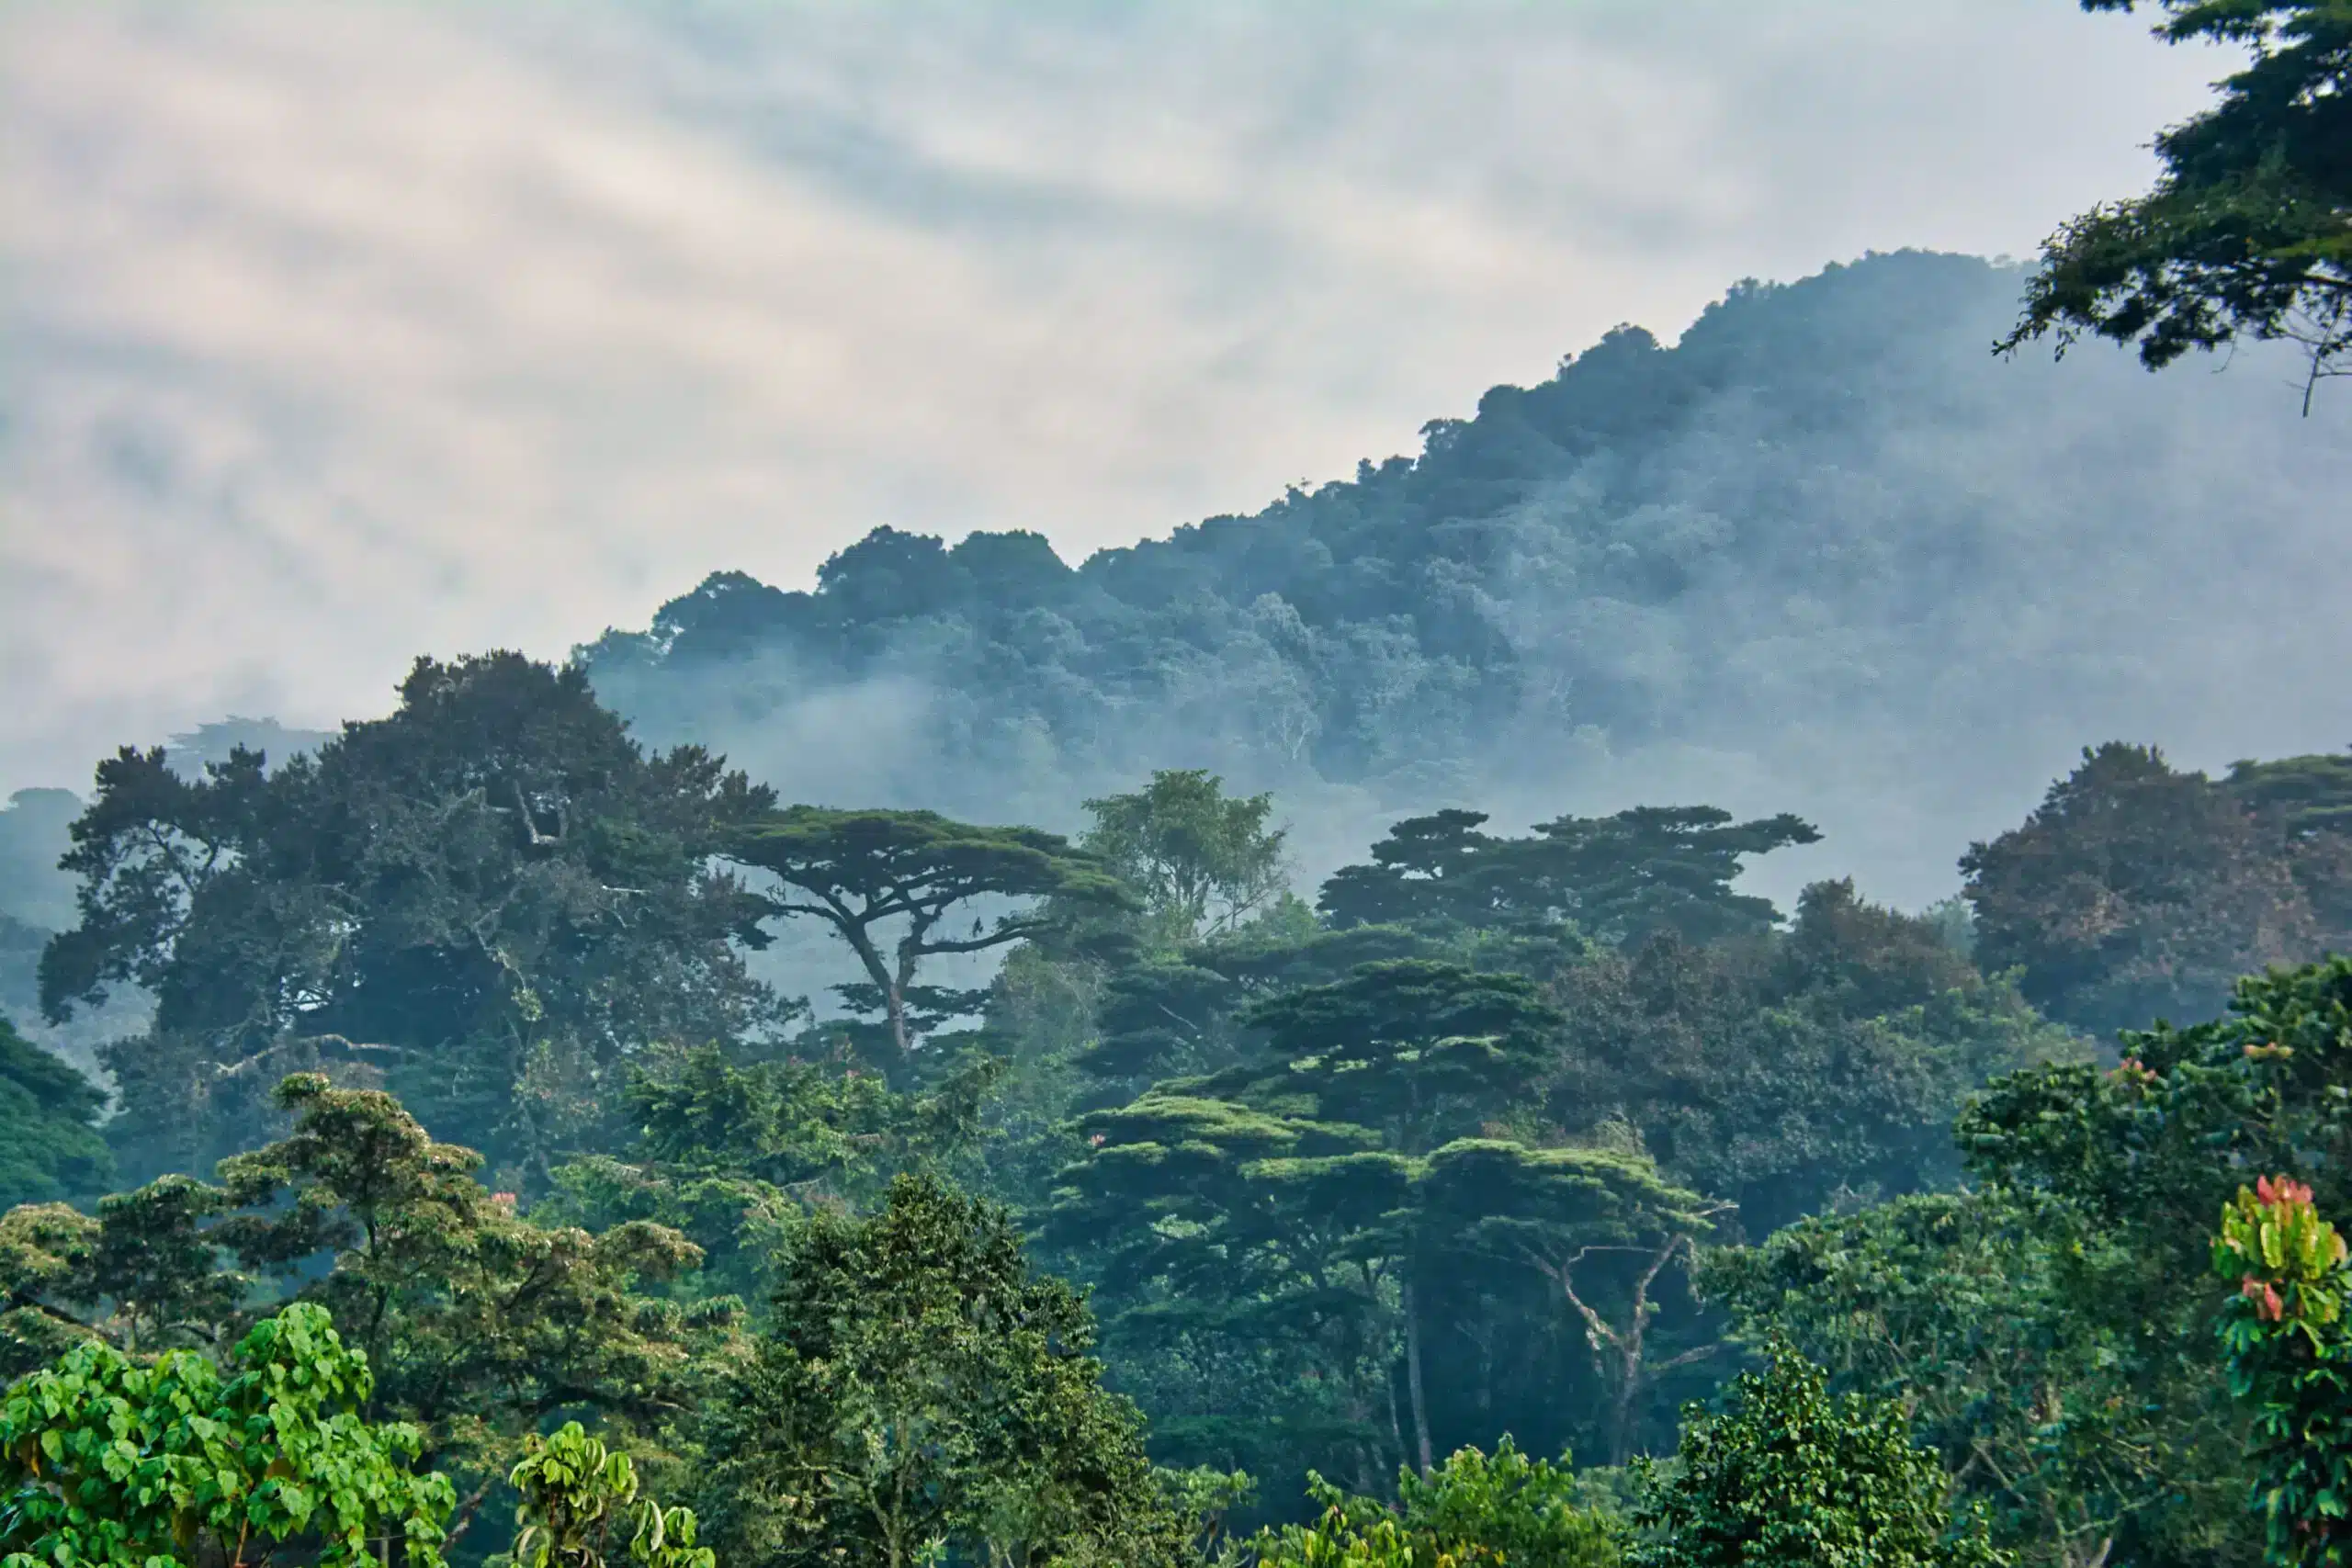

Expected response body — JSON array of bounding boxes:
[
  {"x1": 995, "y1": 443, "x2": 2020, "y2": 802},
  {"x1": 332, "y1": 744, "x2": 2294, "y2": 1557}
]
[{"x1": 4, "y1": 14, "x2": 2351, "y2": 1560}]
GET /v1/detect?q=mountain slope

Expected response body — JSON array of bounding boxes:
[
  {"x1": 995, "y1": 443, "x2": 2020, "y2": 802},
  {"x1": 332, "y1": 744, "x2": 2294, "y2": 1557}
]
[{"x1": 586, "y1": 251, "x2": 2352, "y2": 906}]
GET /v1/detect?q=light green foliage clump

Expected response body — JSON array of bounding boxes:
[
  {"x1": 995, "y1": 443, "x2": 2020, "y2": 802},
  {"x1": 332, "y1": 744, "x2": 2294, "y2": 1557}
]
[
  {"x1": 1631, "y1": 1345, "x2": 2001, "y2": 1568},
  {"x1": 1081, "y1": 769, "x2": 1291, "y2": 952},
  {"x1": 505, "y1": 1421, "x2": 713, "y2": 1568},
  {"x1": 0, "y1": 1072, "x2": 722, "y2": 1529},
  {"x1": 0, "y1": 1302, "x2": 453, "y2": 1568},
  {"x1": 1255, "y1": 1439, "x2": 1621, "y2": 1568}
]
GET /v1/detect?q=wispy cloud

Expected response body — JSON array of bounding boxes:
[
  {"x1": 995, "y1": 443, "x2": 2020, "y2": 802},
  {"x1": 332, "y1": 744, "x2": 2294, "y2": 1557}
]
[{"x1": 0, "y1": 0, "x2": 2220, "y2": 791}]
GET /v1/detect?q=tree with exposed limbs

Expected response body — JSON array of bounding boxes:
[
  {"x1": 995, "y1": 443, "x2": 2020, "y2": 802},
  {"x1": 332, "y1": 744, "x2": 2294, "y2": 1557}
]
[{"x1": 727, "y1": 807, "x2": 1128, "y2": 1055}]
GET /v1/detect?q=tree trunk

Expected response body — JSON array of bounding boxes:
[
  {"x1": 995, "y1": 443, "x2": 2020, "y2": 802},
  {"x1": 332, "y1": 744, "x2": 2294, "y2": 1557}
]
[
  {"x1": 885, "y1": 983, "x2": 910, "y2": 1055},
  {"x1": 1404, "y1": 1276, "x2": 1434, "y2": 1477},
  {"x1": 1606, "y1": 1341, "x2": 1641, "y2": 1467}
]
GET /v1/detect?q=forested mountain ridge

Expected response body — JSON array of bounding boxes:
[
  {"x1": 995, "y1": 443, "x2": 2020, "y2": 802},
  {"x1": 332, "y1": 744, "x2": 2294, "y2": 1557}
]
[{"x1": 585, "y1": 249, "x2": 2352, "y2": 906}]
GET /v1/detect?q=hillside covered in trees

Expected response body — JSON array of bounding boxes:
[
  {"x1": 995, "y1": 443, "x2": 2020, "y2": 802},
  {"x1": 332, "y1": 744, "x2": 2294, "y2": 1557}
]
[{"x1": 584, "y1": 248, "x2": 2352, "y2": 905}]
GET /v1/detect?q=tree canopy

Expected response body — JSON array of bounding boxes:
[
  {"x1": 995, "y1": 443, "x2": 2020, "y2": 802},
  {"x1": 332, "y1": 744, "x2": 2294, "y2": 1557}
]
[
  {"x1": 725, "y1": 807, "x2": 1127, "y2": 1058},
  {"x1": 2004, "y1": 0, "x2": 2350, "y2": 406},
  {"x1": 37, "y1": 652, "x2": 783, "y2": 1181}
]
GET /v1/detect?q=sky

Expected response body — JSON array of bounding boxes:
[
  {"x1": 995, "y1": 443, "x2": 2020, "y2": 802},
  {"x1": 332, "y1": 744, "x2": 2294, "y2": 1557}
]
[{"x1": 0, "y1": 0, "x2": 2229, "y2": 796}]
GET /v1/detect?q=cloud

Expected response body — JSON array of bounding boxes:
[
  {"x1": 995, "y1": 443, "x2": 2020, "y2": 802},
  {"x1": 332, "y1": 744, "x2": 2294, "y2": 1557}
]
[{"x1": 0, "y1": 0, "x2": 2223, "y2": 792}]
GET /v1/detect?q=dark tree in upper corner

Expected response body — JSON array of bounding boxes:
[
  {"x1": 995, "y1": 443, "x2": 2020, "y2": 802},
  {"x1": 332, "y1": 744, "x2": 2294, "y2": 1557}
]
[
  {"x1": 725, "y1": 807, "x2": 1130, "y2": 1057},
  {"x1": 2002, "y1": 1, "x2": 2350, "y2": 410}
]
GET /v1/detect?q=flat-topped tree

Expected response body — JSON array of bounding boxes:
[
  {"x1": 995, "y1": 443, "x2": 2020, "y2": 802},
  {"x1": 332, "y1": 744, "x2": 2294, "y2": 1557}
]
[
  {"x1": 1319, "y1": 806, "x2": 1819, "y2": 944},
  {"x1": 1527, "y1": 806, "x2": 1820, "y2": 948},
  {"x1": 727, "y1": 807, "x2": 1129, "y2": 1055},
  {"x1": 1243, "y1": 959, "x2": 1562, "y2": 1156},
  {"x1": 1317, "y1": 810, "x2": 1510, "y2": 929},
  {"x1": 1424, "y1": 1138, "x2": 1725, "y2": 1466}
]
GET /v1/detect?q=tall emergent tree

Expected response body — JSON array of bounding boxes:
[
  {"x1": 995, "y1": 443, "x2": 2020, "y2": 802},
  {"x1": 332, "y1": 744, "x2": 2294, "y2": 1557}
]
[
  {"x1": 1962, "y1": 742, "x2": 2352, "y2": 1037},
  {"x1": 1080, "y1": 769, "x2": 1292, "y2": 950},
  {"x1": 38, "y1": 652, "x2": 784, "y2": 1179},
  {"x1": 726, "y1": 807, "x2": 1127, "y2": 1056},
  {"x1": 2003, "y1": 0, "x2": 2350, "y2": 407}
]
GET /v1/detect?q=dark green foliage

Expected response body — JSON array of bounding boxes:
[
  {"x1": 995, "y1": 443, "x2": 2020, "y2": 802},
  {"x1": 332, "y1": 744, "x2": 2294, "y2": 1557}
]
[
  {"x1": 1420, "y1": 1142, "x2": 1721, "y2": 1466},
  {"x1": 1523, "y1": 808, "x2": 1821, "y2": 948},
  {"x1": 1073, "y1": 919, "x2": 1430, "y2": 1097},
  {"x1": 724, "y1": 806, "x2": 1127, "y2": 1058},
  {"x1": 1704, "y1": 1189, "x2": 2229, "y2": 1568},
  {"x1": 1544, "y1": 881, "x2": 2074, "y2": 1237},
  {"x1": 1317, "y1": 813, "x2": 1518, "y2": 932},
  {"x1": 695, "y1": 1172, "x2": 1184, "y2": 1568},
  {"x1": 2005, "y1": 1, "x2": 2349, "y2": 403},
  {"x1": 39, "y1": 652, "x2": 784, "y2": 1181},
  {"x1": 0, "y1": 1012, "x2": 110, "y2": 1208},
  {"x1": 1962, "y1": 743, "x2": 2352, "y2": 1039},
  {"x1": 2229, "y1": 750, "x2": 2352, "y2": 841},
  {"x1": 1632, "y1": 1344, "x2": 2002, "y2": 1568},
  {"x1": 0, "y1": 1302, "x2": 455, "y2": 1568},
  {"x1": 1239, "y1": 961, "x2": 1563, "y2": 1155},
  {"x1": 1317, "y1": 808, "x2": 1818, "y2": 946}
]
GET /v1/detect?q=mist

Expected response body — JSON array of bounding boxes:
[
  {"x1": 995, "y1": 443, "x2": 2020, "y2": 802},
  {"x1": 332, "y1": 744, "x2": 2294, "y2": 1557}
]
[{"x1": 587, "y1": 254, "x2": 2352, "y2": 921}]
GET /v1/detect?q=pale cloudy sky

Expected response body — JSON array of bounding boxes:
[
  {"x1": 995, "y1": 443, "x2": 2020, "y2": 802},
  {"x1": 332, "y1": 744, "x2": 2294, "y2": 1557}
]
[{"x1": 0, "y1": 1, "x2": 2222, "y2": 794}]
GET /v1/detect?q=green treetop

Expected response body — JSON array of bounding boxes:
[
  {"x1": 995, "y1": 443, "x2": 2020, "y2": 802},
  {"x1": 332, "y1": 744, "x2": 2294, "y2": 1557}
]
[
  {"x1": 2004, "y1": 0, "x2": 2350, "y2": 407},
  {"x1": 697, "y1": 1172, "x2": 1185, "y2": 1568},
  {"x1": 1633, "y1": 1343, "x2": 2002, "y2": 1568},
  {"x1": 0, "y1": 1013, "x2": 110, "y2": 1209},
  {"x1": 1080, "y1": 769, "x2": 1293, "y2": 950}
]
